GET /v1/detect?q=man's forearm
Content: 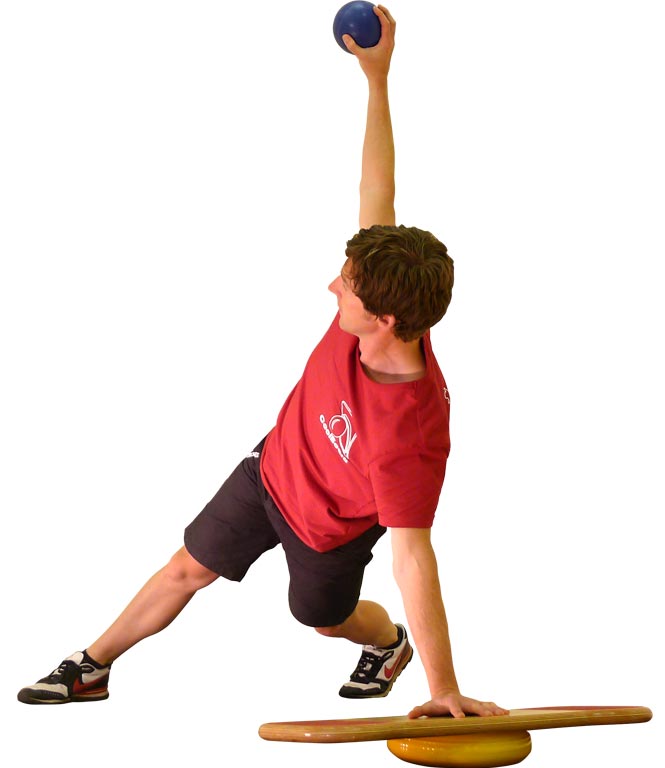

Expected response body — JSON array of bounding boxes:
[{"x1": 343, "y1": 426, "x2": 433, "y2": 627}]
[
  {"x1": 394, "y1": 547, "x2": 461, "y2": 697},
  {"x1": 361, "y1": 77, "x2": 395, "y2": 204}
]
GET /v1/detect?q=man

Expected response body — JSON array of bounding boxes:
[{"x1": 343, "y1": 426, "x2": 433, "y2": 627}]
[{"x1": 18, "y1": 6, "x2": 507, "y2": 720}]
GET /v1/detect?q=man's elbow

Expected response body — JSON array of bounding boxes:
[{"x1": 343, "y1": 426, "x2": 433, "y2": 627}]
[{"x1": 392, "y1": 543, "x2": 437, "y2": 586}]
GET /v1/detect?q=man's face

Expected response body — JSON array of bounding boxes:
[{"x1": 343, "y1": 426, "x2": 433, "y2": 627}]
[{"x1": 328, "y1": 259, "x2": 375, "y2": 337}]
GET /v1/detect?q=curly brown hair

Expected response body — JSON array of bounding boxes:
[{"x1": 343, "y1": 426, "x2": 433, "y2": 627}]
[{"x1": 344, "y1": 225, "x2": 454, "y2": 342}]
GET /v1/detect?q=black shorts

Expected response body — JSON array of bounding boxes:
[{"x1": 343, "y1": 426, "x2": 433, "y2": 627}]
[{"x1": 184, "y1": 438, "x2": 386, "y2": 627}]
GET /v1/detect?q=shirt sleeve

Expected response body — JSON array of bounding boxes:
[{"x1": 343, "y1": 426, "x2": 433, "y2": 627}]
[{"x1": 368, "y1": 449, "x2": 447, "y2": 528}]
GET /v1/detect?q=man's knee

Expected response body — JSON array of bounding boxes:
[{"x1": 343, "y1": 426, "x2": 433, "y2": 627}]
[
  {"x1": 164, "y1": 546, "x2": 219, "y2": 591},
  {"x1": 315, "y1": 624, "x2": 345, "y2": 638}
]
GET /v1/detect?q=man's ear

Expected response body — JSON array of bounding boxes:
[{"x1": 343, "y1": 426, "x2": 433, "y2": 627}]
[{"x1": 377, "y1": 314, "x2": 396, "y2": 331}]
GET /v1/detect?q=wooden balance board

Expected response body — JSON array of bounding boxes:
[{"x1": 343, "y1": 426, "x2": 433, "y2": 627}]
[{"x1": 259, "y1": 706, "x2": 652, "y2": 768}]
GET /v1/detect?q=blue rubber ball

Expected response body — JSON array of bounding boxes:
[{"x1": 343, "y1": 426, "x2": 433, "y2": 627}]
[{"x1": 333, "y1": 1, "x2": 382, "y2": 53}]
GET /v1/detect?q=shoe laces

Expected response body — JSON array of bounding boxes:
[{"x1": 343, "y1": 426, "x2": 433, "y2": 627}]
[
  {"x1": 350, "y1": 648, "x2": 394, "y2": 682},
  {"x1": 43, "y1": 659, "x2": 93, "y2": 683},
  {"x1": 43, "y1": 660, "x2": 76, "y2": 683}
]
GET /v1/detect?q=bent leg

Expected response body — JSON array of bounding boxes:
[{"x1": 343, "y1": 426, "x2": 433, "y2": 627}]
[
  {"x1": 315, "y1": 600, "x2": 398, "y2": 647},
  {"x1": 86, "y1": 546, "x2": 218, "y2": 665},
  {"x1": 318, "y1": 601, "x2": 413, "y2": 699}
]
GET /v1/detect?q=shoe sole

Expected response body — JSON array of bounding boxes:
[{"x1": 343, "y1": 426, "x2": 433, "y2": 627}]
[
  {"x1": 339, "y1": 642, "x2": 414, "y2": 699},
  {"x1": 17, "y1": 690, "x2": 109, "y2": 705}
]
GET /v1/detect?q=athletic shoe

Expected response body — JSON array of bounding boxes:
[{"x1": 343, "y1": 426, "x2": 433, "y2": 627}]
[
  {"x1": 339, "y1": 623, "x2": 413, "y2": 698},
  {"x1": 17, "y1": 650, "x2": 111, "y2": 705}
]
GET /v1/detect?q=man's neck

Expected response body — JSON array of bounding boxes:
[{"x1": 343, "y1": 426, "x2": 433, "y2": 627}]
[{"x1": 358, "y1": 335, "x2": 426, "y2": 382}]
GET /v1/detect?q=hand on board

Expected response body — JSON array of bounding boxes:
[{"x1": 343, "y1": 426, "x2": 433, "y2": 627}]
[{"x1": 409, "y1": 691, "x2": 510, "y2": 719}]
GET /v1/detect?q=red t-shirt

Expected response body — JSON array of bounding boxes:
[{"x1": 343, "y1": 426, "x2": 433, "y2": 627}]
[{"x1": 260, "y1": 315, "x2": 451, "y2": 552}]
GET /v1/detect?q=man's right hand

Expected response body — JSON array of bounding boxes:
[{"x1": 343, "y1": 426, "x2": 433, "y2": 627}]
[
  {"x1": 342, "y1": 5, "x2": 396, "y2": 83},
  {"x1": 409, "y1": 692, "x2": 510, "y2": 720}
]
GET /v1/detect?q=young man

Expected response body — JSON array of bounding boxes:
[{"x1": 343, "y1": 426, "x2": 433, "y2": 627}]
[{"x1": 18, "y1": 6, "x2": 507, "y2": 720}]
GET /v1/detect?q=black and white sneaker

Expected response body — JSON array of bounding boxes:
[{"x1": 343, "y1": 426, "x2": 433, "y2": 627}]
[
  {"x1": 17, "y1": 651, "x2": 111, "y2": 705},
  {"x1": 339, "y1": 623, "x2": 413, "y2": 699}
]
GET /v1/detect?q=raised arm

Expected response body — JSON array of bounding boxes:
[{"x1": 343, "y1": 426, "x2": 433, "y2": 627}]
[{"x1": 343, "y1": 5, "x2": 397, "y2": 229}]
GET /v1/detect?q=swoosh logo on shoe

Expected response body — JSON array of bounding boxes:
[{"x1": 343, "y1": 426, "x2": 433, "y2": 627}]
[
  {"x1": 72, "y1": 676, "x2": 108, "y2": 694},
  {"x1": 384, "y1": 648, "x2": 408, "y2": 680}
]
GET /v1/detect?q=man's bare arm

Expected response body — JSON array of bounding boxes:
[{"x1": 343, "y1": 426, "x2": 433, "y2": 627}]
[
  {"x1": 391, "y1": 526, "x2": 508, "y2": 718},
  {"x1": 344, "y1": 5, "x2": 397, "y2": 229}
]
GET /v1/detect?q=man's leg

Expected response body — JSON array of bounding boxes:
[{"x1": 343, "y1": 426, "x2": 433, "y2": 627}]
[
  {"x1": 316, "y1": 601, "x2": 413, "y2": 700},
  {"x1": 314, "y1": 600, "x2": 398, "y2": 646},
  {"x1": 17, "y1": 547, "x2": 218, "y2": 704},
  {"x1": 87, "y1": 546, "x2": 219, "y2": 665},
  {"x1": 19, "y1": 443, "x2": 275, "y2": 705},
  {"x1": 266, "y1": 501, "x2": 410, "y2": 699}
]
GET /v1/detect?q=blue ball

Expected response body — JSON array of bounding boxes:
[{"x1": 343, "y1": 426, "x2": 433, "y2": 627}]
[{"x1": 333, "y1": 1, "x2": 382, "y2": 54}]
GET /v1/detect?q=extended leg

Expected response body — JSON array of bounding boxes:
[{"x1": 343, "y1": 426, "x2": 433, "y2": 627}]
[
  {"x1": 87, "y1": 546, "x2": 219, "y2": 665},
  {"x1": 18, "y1": 546, "x2": 219, "y2": 704}
]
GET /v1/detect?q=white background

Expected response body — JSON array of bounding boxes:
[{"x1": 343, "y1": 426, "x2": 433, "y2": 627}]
[{"x1": 1, "y1": 1, "x2": 662, "y2": 766}]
